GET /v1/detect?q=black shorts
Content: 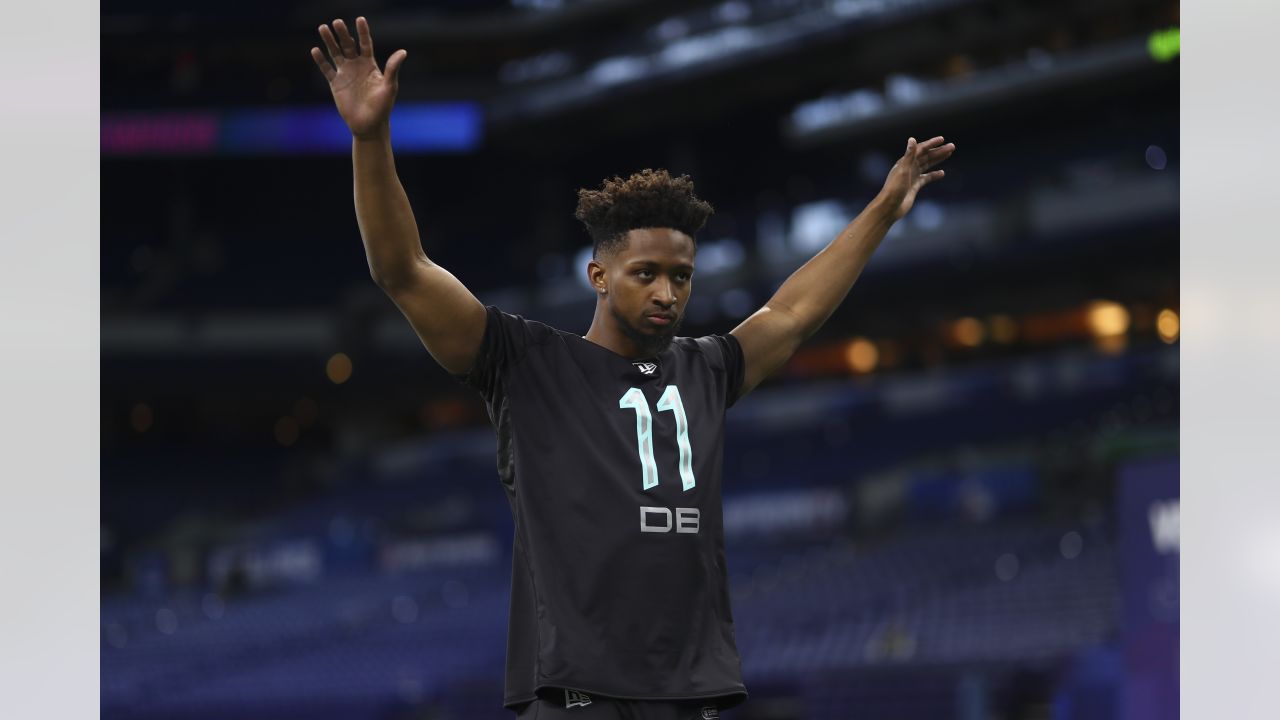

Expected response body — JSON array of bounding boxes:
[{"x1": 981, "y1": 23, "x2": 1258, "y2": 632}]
[{"x1": 513, "y1": 687, "x2": 722, "y2": 720}]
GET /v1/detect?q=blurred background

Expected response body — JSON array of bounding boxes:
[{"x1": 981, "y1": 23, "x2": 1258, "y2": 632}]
[{"x1": 100, "y1": 1, "x2": 1179, "y2": 719}]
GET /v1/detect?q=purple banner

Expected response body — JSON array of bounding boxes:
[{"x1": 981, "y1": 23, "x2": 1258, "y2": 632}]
[
  {"x1": 101, "y1": 102, "x2": 482, "y2": 156},
  {"x1": 1118, "y1": 455, "x2": 1179, "y2": 720}
]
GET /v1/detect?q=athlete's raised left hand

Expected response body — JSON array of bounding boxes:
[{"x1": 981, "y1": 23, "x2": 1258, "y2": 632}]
[{"x1": 877, "y1": 135, "x2": 955, "y2": 221}]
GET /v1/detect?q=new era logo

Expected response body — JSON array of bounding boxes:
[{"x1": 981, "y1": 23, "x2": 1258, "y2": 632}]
[
  {"x1": 565, "y1": 689, "x2": 593, "y2": 708},
  {"x1": 701, "y1": 707, "x2": 719, "y2": 719},
  {"x1": 634, "y1": 362, "x2": 657, "y2": 375}
]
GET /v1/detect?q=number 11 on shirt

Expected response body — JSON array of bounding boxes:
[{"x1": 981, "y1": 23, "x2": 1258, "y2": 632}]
[{"x1": 618, "y1": 386, "x2": 696, "y2": 492}]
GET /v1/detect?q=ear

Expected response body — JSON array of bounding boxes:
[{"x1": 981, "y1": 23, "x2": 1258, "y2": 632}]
[{"x1": 587, "y1": 258, "x2": 608, "y2": 295}]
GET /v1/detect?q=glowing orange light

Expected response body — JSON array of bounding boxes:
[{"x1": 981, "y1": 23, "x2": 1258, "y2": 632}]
[
  {"x1": 951, "y1": 317, "x2": 985, "y2": 347},
  {"x1": 844, "y1": 337, "x2": 879, "y2": 373},
  {"x1": 327, "y1": 353, "x2": 353, "y2": 384},
  {"x1": 1086, "y1": 301, "x2": 1130, "y2": 338},
  {"x1": 1156, "y1": 309, "x2": 1180, "y2": 343}
]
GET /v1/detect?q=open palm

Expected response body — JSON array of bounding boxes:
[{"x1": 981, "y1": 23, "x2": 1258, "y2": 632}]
[
  {"x1": 311, "y1": 17, "x2": 407, "y2": 139},
  {"x1": 879, "y1": 136, "x2": 956, "y2": 220}
]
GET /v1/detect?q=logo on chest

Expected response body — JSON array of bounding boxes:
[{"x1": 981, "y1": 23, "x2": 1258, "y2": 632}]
[
  {"x1": 564, "y1": 689, "x2": 593, "y2": 708},
  {"x1": 633, "y1": 361, "x2": 658, "y2": 375}
]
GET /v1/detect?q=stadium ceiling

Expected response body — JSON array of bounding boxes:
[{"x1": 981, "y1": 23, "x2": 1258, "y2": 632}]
[
  {"x1": 103, "y1": 0, "x2": 1171, "y2": 115},
  {"x1": 101, "y1": 0, "x2": 696, "y2": 41}
]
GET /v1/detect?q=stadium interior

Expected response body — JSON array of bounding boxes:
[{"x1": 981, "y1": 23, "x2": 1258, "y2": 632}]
[{"x1": 101, "y1": 1, "x2": 1180, "y2": 718}]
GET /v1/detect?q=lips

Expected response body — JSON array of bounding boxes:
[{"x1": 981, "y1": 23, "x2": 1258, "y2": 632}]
[{"x1": 646, "y1": 313, "x2": 675, "y2": 326}]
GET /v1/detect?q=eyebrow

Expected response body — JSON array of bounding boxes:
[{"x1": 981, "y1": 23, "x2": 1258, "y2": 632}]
[{"x1": 627, "y1": 260, "x2": 695, "y2": 272}]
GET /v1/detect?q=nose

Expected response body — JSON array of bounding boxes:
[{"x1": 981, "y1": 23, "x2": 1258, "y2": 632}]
[{"x1": 652, "y1": 278, "x2": 676, "y2": 308}]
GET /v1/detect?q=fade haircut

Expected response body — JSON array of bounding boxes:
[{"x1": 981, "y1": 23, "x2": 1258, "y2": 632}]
[{"x1": 574, "y1": 168, "x2": 714, "y2": 259}]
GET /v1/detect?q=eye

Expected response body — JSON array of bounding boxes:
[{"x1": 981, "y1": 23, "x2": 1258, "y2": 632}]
[
  {"x1": 676, "y1": 272, "x2": 691, "y2": 282},
  {"x1": 636, "y1": 269, "x2": 654, "y2": 279}
]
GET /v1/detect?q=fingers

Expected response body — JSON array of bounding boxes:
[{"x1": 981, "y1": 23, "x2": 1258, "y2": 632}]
[
  {"x1": 921, "y1": 169, "x2": 946, "y2": 186},
  {"x1": 310, "y1": 47, "x2": 336, "y2": 82},
  {"x1": 333, "y1": 19, "x2": 359, "y2": 58},
  {"x1": 902, "y1": 135, "x2": 954, "y2": 180},
  {"x1": 922, "y1": 142, "x2": 956, "y2": 169},
  {"x1": 356, "y1": 16, "x2": 375, "y2": 59},
  {"x1": 916, "y1": 135, "x2": 947, "y2": 153},
  {"x1": 318, "y1": 24, "x2": 343, "y2": 65},
  {"x1": 384, "y1": 49, "x2": 408, "y2": 83}
]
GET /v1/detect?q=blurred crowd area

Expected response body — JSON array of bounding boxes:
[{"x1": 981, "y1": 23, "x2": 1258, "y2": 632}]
[{"x1": 101, "y1": 1, "x2": 1179, "y2": 719}]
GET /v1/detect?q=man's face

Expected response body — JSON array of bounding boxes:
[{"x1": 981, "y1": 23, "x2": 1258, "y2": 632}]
[{"x1": 593, "y1": 228, "x2": 696, "y2": 357}]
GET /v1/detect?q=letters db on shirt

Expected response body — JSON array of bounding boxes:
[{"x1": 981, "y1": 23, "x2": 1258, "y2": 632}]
[{"x1": 639, "y1": 505, "x2": 700, "y2": 534}]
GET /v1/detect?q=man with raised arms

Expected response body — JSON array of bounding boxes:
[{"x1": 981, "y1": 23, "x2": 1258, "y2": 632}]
[{"x1": 312, "y1": 16, "x2": 954, "y2": 719}]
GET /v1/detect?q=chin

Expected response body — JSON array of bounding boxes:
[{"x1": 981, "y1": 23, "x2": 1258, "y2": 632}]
[{"x1": 610, "y1": 305, "x2": 682, "y2": 354}]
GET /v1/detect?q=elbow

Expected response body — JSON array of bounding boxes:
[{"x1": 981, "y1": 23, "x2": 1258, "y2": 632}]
[
  {"x1": 767, "y1": 302, "x2": 818, "y2": 342},
  {"x1": 371, "y1": 261, "x2": 426, "y2": 293},
  {"x1": 371, "y1": 269, "x2": 398, "y2": 292},
  {"x1": 372, "y1": 271, "x2": 414, "y2": 296}
]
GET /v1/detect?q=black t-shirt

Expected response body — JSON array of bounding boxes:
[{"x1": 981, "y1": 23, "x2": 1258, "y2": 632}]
[{"x1": 452, "y1": 305, "x2": 749, "y2": 711}]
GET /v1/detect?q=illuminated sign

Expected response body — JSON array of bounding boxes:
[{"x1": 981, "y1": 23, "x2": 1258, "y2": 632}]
[{"x1": 102, "y1": 102, "x2": 483, "y2": 156}]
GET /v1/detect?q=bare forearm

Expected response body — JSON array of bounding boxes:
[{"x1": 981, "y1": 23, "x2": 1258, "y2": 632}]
[
  {"x1": 352, "y1": 126, "x2": 429, "y2": 288},
  {"x1": 765, "y1": 194, "x2": 897, "y2": 338}
]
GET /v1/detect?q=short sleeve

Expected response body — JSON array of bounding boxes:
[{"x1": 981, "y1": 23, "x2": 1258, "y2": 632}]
[
  {"x1": 450, "y1": 305, "x2": 539, "y2": 403},
  {"x1": 692, "y1": 332, "x2": 746, "y2": 409}
]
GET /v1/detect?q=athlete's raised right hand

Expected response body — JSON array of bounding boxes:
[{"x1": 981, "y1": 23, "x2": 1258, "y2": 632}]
[{"x1": 311, "y1": 17, "x2": 407, "y2": 139}]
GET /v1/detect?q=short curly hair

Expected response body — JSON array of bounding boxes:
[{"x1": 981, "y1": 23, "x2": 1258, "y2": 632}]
[{"x1": 574, "y1": 168, "x2": 714, "y2": 259}]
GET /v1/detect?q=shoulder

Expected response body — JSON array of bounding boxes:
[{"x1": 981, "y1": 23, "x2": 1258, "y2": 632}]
[
  {"x1": 672, "y1": 333, "x2": 747, "y2": 408},
  {"x1": 483, "y1": 305, "x2": 563, "y2": 343},
  {"x1": 672, "y1": 333, "x2": 742, "y2": 371}
]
